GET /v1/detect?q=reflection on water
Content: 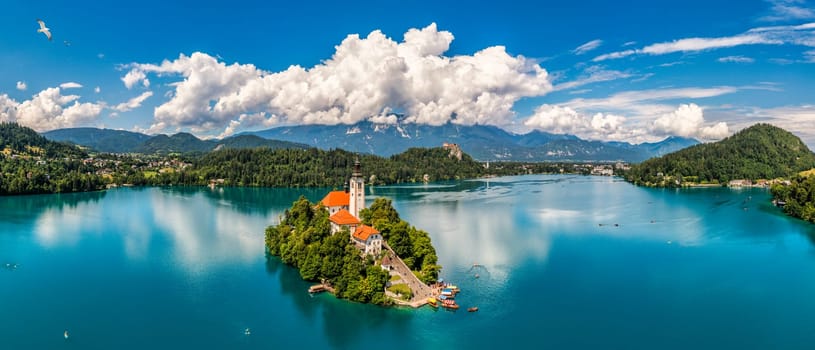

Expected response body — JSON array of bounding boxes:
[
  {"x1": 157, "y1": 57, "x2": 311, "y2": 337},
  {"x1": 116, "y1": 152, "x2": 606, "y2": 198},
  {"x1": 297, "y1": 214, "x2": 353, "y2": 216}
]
[{"x1": 4, "y1": 177, "x2": 815, "y2": 349}]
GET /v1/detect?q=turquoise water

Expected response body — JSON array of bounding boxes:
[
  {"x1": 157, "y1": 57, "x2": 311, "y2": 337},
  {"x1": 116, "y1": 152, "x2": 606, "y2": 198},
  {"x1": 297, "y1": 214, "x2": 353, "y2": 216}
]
[{"x1": 2, "y1": 176, "x2": 815, "y2": 349}]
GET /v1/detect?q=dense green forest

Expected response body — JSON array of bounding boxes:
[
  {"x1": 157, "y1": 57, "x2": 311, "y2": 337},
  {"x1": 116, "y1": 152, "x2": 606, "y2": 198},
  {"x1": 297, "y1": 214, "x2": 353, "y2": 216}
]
[
  {"x1": 624, "y1": 124, "x2": 815, "y2": 187},
  {"x1": 359, "y1": 198, "x2": 440, "y2": 284},
  {"x1": 0, "y1": 123, "x2": 105, "y2": 195},
  {"x1": 264, "y1": 196, "x2": 393, "y2": 305},
  {"x1": 1, "y1": 122, "x2": 85, "y2": 158},
  {"x1": 2, "y1": 122, "x2": 617, "y2": 195},
  {"x1": 180, "y1": 147, "x2": 486, "y2": 187},
  {"x1": 771, "y1": 176, "x2": 815, "y2": 223}
]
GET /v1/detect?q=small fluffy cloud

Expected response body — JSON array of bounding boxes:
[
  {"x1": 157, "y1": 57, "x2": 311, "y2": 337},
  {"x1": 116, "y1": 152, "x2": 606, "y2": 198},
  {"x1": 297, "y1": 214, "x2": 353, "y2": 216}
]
[
  {"x1": 0, "y1": 87, "x2": 104, "y2": 131},
  {"x1": 718, "y1": 55, "x2": 756, "y2": 63},
  {"x1": 59, "y1": 82, "x2": 83, "y2": 89},
  {"x1": 572, "y1": 39, "x2": 603, "y2": 55},
  {"x1": 16, "y1": 81, "x2": 27, "y2": 91},
  {"x1": 94, "y1": 86, "x2": 101, "y2": 93},
  {"x1": 122, "y1": 70, "x2": 149, "y2": 89},
  {"x1": 123, "y1": 23, "x2": 553, "y2": 136},
  {"x1": 652, "y1": 103, "x2": 729, "y2": 139},
  {"x1": 113, "y1": 91, "x2": 153, "y2": 112}
]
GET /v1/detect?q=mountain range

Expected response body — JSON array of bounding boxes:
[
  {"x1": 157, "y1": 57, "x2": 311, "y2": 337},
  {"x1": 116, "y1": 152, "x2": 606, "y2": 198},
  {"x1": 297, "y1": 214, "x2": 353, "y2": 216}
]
[
  {"x1": 42, "y1": 128, "x2": 310, "y2": 154},
  {"x1": 42, "y1": 122, "x2": 699, "y2": 162},
  {"x1": 241, "y1": 121, "x2": 698, "y2": 162}
]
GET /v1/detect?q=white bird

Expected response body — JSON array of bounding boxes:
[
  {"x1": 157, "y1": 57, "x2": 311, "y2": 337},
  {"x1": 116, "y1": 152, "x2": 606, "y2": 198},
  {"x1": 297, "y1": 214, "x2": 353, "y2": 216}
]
[{"x1": 36, "y1": 19, "x2": 52, "y2": 41}]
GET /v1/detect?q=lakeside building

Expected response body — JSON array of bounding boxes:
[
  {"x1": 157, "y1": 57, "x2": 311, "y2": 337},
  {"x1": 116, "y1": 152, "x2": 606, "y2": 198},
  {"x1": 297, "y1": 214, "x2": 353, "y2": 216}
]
[{"x1": 321, "y1": 159, "x2": 381, "y2": 256}]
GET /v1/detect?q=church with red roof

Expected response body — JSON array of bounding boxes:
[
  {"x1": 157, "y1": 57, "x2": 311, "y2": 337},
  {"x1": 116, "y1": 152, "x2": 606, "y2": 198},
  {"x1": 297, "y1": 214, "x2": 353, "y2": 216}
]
[{"x1": 322, "y1": 159, "x2": 382, "y2": 256}]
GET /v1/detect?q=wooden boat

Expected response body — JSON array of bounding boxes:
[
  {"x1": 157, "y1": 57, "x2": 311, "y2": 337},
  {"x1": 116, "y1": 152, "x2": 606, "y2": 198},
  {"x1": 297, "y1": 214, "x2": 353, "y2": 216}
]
[
  {"x1": 468, "y1": 306, "x2": 478, "y2": 312},
  {"x1": 441, "y1": 299, "x2": 459, "y2": 310},
  {"x1": 427, "y1": 297, "x2": 438, "y2": 307}
]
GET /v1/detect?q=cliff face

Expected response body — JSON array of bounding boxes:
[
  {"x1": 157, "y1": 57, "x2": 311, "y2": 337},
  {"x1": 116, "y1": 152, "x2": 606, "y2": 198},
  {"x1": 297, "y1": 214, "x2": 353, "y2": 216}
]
[{"x1": 443, "y1": 142, "x2": 463, "y2": 161}]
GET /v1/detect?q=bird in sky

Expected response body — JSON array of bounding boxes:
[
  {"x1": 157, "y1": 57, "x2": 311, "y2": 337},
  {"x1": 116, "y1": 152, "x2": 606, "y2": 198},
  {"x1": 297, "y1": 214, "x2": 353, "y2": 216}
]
[{"x1": 36, "y1": 19, "x2": 52, "y2": 41}]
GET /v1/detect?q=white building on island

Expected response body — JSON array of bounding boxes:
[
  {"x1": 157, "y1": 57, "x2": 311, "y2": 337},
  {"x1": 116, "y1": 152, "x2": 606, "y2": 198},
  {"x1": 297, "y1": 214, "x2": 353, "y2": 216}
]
[
  {"x1": 320, "y1": 159, "x2": 381, "y2": 256},
  {"x1": 352, "y1": 225, "x2": 383, "y2": 256}
]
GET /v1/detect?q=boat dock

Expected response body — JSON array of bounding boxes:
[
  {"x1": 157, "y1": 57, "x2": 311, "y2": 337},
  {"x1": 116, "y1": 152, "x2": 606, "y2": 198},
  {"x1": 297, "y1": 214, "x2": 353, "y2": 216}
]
[
  {"x1": 308, "y1": 284, "x2": 334, "y2": 294},
  {"x1": 382, "y1": 242, "x2": 436, "y2": 308}
]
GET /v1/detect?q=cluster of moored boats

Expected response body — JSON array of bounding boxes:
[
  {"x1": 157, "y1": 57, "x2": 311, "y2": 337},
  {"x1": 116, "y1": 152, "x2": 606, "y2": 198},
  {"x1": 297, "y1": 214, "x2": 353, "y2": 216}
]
[{"x1": 426, "y1": 284, "x2": 477, "y2": 312}]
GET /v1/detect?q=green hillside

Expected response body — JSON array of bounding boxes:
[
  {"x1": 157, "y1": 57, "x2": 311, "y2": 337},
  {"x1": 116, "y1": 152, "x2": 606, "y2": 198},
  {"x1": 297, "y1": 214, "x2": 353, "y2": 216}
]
[
  {"x1": 180, "y1": 147, "x2": 486, "y2": 187},
  {"x1": 215, "y1": 135, "x2": 310, "y2": 151},
  {"x1": 0, "y1": 123, "x2": 104, "y2": 195},
  {"x1": 2, "y1": 123, "x2": 86, "y2": 158},
  {"x1": 625, "y1": 124, "x2": 815, "y2": 187},
  {"x1": 42, "y1": 127, "x2": 151, "y2": 153}
]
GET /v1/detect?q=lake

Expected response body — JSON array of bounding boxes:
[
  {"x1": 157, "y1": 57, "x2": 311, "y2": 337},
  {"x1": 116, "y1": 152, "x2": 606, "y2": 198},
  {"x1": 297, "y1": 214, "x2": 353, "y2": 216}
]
[{"x1": 2, "y1": 175, "x2": 815, "y2": 349}]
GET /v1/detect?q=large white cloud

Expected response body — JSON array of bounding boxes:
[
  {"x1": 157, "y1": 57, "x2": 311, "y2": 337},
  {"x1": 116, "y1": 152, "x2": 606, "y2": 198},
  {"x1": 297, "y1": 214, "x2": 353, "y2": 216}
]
[
  {"x1": 524, "y1": 102, "x2": 729, "y2": 142},
  {"x1": 123, "y1": 23, "x2": 553, "y2": 135},
  {"x1": 652, "y1": 103, "x2": 729, "y2": 139},
  {"x1": 524, "y1": 104, "x2": 630, "y2": 140},
  {"x1": 0, "y1": 87, "x2": 104, "y2": 131}
]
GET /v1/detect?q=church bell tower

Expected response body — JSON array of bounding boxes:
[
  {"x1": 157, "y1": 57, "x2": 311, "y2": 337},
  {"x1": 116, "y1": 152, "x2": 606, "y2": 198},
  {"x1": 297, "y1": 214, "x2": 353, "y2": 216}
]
[{"x1": 349, "y1": 158, "x2": 365, "y2": 218}]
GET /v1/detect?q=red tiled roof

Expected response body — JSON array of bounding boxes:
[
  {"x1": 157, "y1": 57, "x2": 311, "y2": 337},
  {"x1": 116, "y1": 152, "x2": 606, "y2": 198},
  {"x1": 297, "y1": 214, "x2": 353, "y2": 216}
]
[
  {"x1": 329, "y1": 209, "x2": 360, "y2": 225},
  {"x1": 353, "y1": 225, "x2": 379, "y2": 241},
  {"x1": 321, "y1": 191, "x2": 349, "y2": 207}
]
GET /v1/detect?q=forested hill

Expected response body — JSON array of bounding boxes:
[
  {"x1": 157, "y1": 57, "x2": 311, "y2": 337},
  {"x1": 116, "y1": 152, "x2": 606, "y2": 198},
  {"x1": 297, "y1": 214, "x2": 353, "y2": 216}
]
[
  {"x1": 1, "y1": 123, "x2": 104, "y2": 195},
  {"x1": 181, "y1": 146, "x2": 486, "y2": 188},
  {"x1": 1, "y1": 123, "x2": 86, "y2": 158},
  {"x1": 624, "y1": 124, "x2": 815, "y2": 187}
]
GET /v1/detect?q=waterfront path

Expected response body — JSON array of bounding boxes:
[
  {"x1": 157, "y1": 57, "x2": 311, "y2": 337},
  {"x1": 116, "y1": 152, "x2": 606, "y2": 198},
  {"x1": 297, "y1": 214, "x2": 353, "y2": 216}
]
[{"x1": 383, "y1": 242, "x2": 436, "y2": 308}]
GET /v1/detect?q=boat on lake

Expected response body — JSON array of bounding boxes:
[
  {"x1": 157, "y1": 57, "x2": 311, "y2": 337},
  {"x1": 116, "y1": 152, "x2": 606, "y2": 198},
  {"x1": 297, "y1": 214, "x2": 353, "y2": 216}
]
[
  {"x1": 441, "y1": 299, "x2": 459, "y2": 310},
  {"x1": 427, "y1": 297, "x2": 438, "y2": 307},
  {"x1": 468, "y1": 307, "x2": 478, "y2": 312}
]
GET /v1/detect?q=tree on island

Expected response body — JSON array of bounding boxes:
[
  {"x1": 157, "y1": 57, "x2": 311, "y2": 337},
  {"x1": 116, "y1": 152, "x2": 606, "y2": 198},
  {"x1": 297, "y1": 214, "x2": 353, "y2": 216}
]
[
  {"x1": 360, "y1": 198, "x2": 441, "y2": 284},
  {"x1": 266, "y1": 196, "x2": 407, "y2": 305}
]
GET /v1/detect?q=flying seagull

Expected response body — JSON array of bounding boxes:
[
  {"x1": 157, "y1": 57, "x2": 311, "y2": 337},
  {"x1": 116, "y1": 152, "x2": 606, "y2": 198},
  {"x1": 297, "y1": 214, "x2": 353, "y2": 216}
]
[{"x1": 36, "y1": 19, "x2": 52, "y2": 41}]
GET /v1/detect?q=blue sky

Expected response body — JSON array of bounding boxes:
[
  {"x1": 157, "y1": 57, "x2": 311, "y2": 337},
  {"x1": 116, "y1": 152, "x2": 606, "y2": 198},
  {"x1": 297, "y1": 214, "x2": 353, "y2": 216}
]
[{"x1": 1, "y1": 0, "x2": 814, "y2": 144}]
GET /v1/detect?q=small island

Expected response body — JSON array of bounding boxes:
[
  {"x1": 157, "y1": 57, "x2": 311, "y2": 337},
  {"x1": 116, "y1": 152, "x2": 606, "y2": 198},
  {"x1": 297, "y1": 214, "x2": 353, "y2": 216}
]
[{"x1": 265, "y1": 160, "x2": 444, "y2": 307}]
